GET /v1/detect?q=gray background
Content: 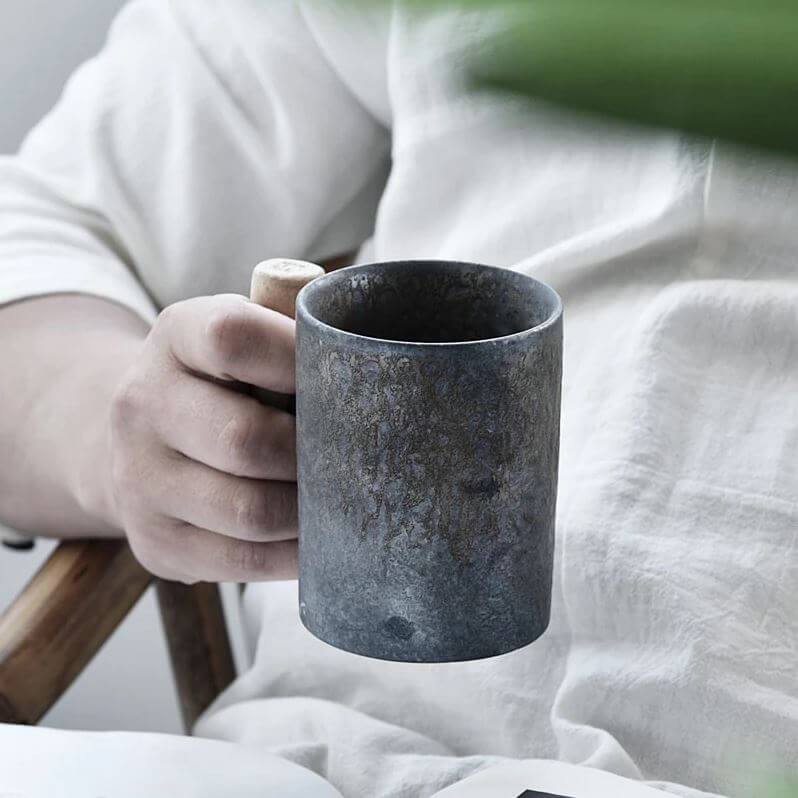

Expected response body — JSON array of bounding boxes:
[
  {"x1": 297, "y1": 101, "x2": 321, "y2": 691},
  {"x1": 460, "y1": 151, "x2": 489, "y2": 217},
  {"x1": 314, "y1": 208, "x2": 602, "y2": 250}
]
[
  {"x1": 0, "y1": 0, "x2": 124, "y2": 152},
  {"x1": 0, "y1": 0, "x2": 246, "y2": 733}
]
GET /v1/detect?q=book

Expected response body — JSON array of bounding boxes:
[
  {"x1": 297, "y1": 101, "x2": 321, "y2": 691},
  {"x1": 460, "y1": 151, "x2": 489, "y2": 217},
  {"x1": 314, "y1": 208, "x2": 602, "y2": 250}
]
[{"x1": 432, "y1": 760, "x2": 674, "y2": 798}]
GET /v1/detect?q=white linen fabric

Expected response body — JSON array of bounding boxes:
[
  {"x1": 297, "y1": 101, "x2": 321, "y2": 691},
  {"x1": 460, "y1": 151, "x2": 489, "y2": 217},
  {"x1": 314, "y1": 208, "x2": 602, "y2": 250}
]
[
  {"x1": 0, "y1": 723, "x2": 343, "y2": 797},
  {"x1": 0, "y1": 2, "x2": 795, "y2": 797},
  {"x1": 0, "y1": 724, "x2": 692, "y2": 798},
  {"x1": 0, "y1": 725, "x2": 705, "y2": 798}
]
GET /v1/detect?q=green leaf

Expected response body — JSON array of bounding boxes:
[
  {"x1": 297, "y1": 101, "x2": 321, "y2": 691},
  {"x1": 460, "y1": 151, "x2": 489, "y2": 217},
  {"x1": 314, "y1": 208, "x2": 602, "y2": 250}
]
[
  {"x1": 347, "y1": 0, "x2": 798, "y2": 156},
  {"x1": 468, "y1": 2, "x2": 798, "y2": 155}
]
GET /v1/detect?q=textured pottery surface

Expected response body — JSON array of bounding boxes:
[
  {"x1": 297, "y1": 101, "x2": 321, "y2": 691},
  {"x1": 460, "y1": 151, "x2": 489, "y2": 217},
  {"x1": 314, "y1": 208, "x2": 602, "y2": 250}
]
[{"x1": 296, "y1": 260, "x2": 563, "y2": 662}]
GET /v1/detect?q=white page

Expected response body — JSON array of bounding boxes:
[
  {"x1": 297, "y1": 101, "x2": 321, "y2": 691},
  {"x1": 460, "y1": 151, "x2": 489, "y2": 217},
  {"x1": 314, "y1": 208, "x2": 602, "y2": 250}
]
[{"x1": 433, "y1": 759, "x2": 671, "y2": 798}]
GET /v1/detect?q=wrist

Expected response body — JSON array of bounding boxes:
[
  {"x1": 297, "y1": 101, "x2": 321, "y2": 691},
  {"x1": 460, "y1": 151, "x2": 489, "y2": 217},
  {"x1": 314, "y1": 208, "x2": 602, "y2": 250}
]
[
  {"x1": 68, "y1": 339, "x2": 143, "y2": 535},
  {"x1": 72, "y1": 398, "x2": 122, "y2": 533}
]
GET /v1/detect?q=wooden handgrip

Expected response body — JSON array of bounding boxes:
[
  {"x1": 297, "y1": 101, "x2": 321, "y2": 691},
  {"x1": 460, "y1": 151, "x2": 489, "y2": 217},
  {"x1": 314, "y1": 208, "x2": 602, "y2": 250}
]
[
  {"x1": 248, "y1": 259, "x2": 324, "y2": 412},
  {"x1": 250, "y1": 258, "x2": 324, "y2": 319}
]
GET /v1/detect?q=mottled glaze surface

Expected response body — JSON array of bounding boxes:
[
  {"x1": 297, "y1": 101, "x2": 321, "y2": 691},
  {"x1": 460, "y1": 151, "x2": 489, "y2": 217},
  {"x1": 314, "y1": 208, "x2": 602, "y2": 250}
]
[{"x1": 296, "y1": 260, "x2": 562, "y2": 662}]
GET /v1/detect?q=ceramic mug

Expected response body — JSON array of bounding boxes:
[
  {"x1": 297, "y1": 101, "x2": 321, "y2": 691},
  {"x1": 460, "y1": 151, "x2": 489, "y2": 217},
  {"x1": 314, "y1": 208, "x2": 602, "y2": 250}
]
[{"x1": 295, "y1": 260, "x2": 562, "y2": 662}]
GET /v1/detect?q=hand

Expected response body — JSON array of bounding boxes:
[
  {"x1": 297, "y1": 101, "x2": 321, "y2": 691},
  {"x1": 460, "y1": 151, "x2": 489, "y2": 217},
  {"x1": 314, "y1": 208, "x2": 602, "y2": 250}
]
[{"x1": 108, "y1": 293, "x2": 298, "y2": 583}]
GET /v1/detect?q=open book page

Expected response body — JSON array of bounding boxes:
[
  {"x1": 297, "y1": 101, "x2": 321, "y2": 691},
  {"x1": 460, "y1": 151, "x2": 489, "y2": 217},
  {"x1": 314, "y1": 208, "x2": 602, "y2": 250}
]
[{"x1": 432, "y1": 760, "x2": 684, "y2": 798}]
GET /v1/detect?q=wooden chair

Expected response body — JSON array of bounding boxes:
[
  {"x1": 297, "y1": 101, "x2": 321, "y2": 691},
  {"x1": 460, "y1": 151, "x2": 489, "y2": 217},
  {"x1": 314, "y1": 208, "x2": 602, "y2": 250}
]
[
  {"x1": 0, "y1": 540, "x2": 234, "y2": 731},
  {"x1": 0, "y1": 256, "x2": 348, "y2": 732}
]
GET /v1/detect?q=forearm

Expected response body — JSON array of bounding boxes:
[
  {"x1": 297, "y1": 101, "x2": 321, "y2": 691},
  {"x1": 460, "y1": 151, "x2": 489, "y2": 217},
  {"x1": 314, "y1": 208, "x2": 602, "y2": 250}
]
[{"x1": 0, "y1": 295, "x2": 148, "y2": 538}]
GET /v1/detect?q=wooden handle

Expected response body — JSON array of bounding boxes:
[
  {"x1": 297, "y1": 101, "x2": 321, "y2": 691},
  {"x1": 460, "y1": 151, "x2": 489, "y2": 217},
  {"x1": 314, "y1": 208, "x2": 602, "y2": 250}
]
[
  {"x1": 250, "y1": 258, "x2": 324, "y2": 319},
  {"x1": 249, "y1": 259, "x2": 324, "y2": 412}
]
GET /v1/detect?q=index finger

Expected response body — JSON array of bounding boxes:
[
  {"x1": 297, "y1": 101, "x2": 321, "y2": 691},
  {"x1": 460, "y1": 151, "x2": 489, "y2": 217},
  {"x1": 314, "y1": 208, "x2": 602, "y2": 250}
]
[{"x1": 162, "y1": 294, "x2": 296, "y2": 394}]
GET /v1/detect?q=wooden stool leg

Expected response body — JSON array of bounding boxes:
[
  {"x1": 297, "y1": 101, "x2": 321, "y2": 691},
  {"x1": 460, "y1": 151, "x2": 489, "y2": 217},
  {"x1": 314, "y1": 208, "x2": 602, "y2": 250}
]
[{"x1": 156, "y1": 580, "x2": 236, "y2": 732}]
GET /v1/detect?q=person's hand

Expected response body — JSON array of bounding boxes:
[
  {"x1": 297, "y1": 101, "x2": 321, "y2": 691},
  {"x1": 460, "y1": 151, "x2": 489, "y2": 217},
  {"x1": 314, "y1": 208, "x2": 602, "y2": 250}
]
[{"x1": 108, "y1": 293, "x2": 298, "y2": 583}]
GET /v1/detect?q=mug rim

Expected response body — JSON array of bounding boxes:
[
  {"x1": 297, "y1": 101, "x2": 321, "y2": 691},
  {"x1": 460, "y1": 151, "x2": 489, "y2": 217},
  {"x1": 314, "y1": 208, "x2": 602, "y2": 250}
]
[{"x1": 296, "y1": 259, "x2": 563, "y2": 348}]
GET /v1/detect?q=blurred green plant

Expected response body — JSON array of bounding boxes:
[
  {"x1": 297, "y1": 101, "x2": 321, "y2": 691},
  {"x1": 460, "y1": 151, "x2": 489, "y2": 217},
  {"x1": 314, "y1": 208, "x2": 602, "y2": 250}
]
[
  {"x1": 755, "y1": 772, "x2": 798, "y2": 798},
  {"x1": 359, "y1": 0, "x2": 798, "y2": 156}
]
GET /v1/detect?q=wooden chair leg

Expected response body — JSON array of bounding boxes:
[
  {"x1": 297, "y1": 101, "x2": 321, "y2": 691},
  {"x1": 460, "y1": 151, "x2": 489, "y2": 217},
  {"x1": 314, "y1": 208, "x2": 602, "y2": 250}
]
[
  {"x1": 0, "y1": 540, "x2": 151, "y2": 725},
  {"x1": 1, "y1": 542, "x2": 236, "y2": 732},
  {"x1": 156, "y1": 580, "x2": 236, "y2": 732}
]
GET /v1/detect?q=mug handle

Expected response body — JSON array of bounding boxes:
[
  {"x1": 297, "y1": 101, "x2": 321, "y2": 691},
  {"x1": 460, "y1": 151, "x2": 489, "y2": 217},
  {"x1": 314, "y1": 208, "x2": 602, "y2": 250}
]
[{"x1": 248, "y1": 258, "x2": 324, "y2": 412}]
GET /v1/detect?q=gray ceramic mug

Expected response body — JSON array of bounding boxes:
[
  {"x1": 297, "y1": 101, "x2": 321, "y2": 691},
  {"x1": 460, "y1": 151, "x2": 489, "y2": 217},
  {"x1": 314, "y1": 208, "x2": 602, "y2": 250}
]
[{"x1": 295, "y1": 260, "x2": 562, "y2": 662}]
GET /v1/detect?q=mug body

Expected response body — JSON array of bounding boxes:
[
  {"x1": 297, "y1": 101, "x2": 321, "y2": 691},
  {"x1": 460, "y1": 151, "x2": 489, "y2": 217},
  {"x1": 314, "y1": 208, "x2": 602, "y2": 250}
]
[{"x1": 296, "y1": 260, "x2": 562, "y2": 662}]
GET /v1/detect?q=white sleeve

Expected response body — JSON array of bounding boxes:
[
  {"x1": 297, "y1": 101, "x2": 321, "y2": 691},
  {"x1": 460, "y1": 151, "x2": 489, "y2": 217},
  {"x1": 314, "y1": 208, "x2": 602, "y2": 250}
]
[{"x1": 0, "y1": 0, "x2": 390, "y2": 322}]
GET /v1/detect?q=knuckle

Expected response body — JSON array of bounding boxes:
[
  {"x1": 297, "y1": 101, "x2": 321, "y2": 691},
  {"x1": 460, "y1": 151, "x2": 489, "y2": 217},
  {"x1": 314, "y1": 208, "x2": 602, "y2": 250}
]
[
  {"x1": 150, "y1": 308, "x2": 174, "y2": 351},
  {"x1": 220, "y1": 411, "x2": 262, "y2": 471},
  {"x1": 108, "y1": 430, "x2": 147, "y2": 498},
  {"x1": 233, "y1": 487, "x2": 272, "y2": 533},
  {"x1": 204, "y1": 300, "x2": 250, "y2": 367},
  {"x1": 153, "y1": 303, "x2": 173, "y2": 331},
  {"x1": 109, "y1": 449, "x2": 134, "y2": 493},
  {"x1": 153, "y1": 301, "x2": 182, "y2": 338},
  {"x1": 110, "y1": 375, "x2": 146, "y2": 431}
]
